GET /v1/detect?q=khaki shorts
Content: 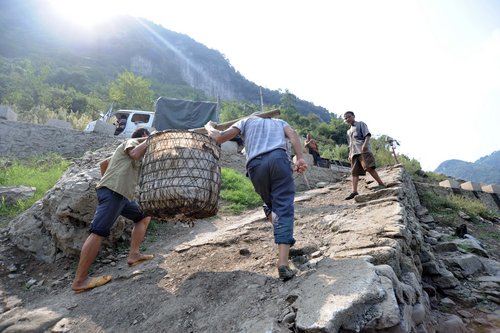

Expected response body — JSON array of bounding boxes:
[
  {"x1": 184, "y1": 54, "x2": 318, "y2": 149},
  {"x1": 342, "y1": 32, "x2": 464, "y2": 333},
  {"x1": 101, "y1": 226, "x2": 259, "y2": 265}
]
[{"x1": 351, "y1": 152, "x2": 376, "y2": 176}]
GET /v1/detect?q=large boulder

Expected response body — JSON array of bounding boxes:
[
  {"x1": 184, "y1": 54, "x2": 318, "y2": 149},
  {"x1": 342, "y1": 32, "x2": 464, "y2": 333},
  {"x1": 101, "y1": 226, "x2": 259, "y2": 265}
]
[{"x1": 7, "y1": 142, "x2": 127, "y2": 263}]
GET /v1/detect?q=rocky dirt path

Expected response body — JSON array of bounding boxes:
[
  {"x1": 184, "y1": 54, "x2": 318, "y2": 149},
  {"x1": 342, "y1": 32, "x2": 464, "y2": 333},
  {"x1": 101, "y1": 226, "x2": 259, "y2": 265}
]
[{"x1": 0, "y1": 180, "x2": 344, "y2": 332}]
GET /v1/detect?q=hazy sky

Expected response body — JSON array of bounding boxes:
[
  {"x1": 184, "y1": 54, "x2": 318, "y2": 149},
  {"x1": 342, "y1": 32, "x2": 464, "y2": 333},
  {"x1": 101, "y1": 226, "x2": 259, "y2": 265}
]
[{"x1": 48, "y1": 0, "x2": 500, "y2": 171}]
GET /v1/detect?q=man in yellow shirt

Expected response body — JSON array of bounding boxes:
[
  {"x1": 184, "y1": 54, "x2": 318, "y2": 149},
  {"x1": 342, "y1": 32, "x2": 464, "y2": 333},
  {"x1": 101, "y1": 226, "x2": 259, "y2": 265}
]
[{"x1": 72, "y1": 127, "x2": 153, "y2": 293}]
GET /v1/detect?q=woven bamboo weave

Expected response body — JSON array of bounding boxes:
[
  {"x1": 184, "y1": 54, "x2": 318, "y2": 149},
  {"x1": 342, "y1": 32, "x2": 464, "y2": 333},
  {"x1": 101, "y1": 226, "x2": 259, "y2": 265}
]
[{"x1": 139, "y1": 130, "x2": 221, "y2": 219}]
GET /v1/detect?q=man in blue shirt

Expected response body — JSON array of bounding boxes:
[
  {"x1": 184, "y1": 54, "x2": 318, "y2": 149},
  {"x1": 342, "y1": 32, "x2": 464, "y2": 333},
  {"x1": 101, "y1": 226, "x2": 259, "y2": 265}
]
[{"x1": 205, "y1": 116, "x2": 307, "y2": 281}]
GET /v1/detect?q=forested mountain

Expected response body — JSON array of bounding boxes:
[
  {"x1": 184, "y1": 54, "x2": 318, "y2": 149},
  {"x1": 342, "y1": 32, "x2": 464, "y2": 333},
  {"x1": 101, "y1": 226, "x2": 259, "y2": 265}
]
[
  {"x1": 0, "y1": 0, "x2": 332, "y2": 121},
  {"x1": 435, "y1": 150, "x2": 500, "y2": 185}
]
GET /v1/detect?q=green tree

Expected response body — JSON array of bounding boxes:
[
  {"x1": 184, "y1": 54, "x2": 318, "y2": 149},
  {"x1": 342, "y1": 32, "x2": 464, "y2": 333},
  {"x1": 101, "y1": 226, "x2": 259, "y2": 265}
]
[
  {"x1": 219, "y1": 101, "x2": 258, "y2": 122},
  {"x1": 329, "y1": 116, "x2": 349, "y2": 145},
  {"x1": 47, "y1": 68, "x2": 90, "y2": 92},
  {"x1": 1, "y1": 59, "x2": 51, "y2": 111},
  {"x1": 279, "y1": 90, "x2": 300, "y2": 124},
  {"x1": 109, "y1": 71, "x2": 155, "y2": 110}
]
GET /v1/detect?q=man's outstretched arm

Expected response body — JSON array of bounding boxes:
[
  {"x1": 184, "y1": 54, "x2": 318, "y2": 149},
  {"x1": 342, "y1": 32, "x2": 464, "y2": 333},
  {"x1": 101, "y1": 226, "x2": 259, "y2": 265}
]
[{"x1": 284, "y1": 126, "x2": 307, "y2": 174}]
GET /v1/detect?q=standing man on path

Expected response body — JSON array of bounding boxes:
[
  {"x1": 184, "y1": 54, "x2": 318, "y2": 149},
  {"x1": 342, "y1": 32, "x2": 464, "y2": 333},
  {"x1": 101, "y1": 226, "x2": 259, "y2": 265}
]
[
  {"x1": 343, "y1": 111, "x2": 386, "y2": 200},
  {"x1": 205, "y1": 115, "x2": 307, "y2": 281},
  {"x1": 72, "y1": 127, "x2": 154, "y2": 293}
]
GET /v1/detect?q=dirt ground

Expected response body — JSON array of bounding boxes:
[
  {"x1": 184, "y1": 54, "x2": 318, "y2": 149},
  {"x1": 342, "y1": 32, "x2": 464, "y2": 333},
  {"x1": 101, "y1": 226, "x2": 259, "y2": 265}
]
[{"x1": 0, "y1": 189, "x2": 335, "y2": 332}]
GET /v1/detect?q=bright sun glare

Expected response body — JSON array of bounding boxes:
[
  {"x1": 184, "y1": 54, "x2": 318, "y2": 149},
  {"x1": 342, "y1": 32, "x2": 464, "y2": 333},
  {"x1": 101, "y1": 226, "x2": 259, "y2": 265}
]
[{"x1": 48, "y1": 0, "x2": 129, "y2": 28}]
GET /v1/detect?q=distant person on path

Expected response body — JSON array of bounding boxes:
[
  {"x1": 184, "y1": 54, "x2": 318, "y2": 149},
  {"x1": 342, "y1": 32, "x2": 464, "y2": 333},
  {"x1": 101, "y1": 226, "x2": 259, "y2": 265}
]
[
  {"x1": 114, "y1": 115, "x2": 127, "y2": 135},
  {"x1": 72, "y1": 127, "x2": 154, "y2": 293},
  {"x1": 343, "y1": 111, "x2": 386, "y2": 200},
  {"x1": 205, "y1": 116, "x2": 307, "y2": 281},
  {"x1": 305, "y1": 133, "x2": 321, "y2": 166}
]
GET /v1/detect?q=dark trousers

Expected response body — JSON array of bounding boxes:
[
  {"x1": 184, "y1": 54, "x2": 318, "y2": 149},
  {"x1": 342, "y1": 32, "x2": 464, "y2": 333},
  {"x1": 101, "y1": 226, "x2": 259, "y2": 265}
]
[
  {"x1": 246, "y1": 149, "x2": 295, "y2": 245},
  {"x1": 309, "y1": 149, "x2": 321, "y2": 166},
  {"x1": 89, "y1": 187, "x2": 146, "y2": 237}
]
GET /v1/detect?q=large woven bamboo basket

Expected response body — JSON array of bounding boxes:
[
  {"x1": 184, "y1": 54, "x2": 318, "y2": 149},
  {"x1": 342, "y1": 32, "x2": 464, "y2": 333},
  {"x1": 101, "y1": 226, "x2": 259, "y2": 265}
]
[{"x1": 139, "y1": 130, "x2": 221, "y2": 219}]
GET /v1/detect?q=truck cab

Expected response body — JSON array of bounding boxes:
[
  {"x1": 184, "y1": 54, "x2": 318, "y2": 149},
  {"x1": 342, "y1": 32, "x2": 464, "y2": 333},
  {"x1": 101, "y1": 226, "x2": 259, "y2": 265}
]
[
  {"x1": 84, "y1": 109, "x2": 155, "y2": 137},
  {"x1": 110, "y1": 110, "x2": 155, "y2": 137}
]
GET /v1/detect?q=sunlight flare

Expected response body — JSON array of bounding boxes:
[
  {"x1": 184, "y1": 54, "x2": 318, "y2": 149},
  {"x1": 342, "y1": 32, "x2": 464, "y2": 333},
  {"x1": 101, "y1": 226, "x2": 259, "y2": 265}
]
[{"x1": 47, "y1": 0, "x2": 128, "y2": 28}]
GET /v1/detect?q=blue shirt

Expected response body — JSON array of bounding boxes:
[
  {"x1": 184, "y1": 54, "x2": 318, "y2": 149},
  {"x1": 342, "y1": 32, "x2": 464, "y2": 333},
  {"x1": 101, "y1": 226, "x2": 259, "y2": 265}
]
[{"x1": 232, "y1": 116, "x2": 290, "y2": 165}]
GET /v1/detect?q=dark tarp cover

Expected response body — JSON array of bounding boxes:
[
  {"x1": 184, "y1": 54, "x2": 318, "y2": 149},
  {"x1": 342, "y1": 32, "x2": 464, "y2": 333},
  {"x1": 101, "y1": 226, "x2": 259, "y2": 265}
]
[{"x1": 153, "y1": 97, "x2": 219, "y2": 131}]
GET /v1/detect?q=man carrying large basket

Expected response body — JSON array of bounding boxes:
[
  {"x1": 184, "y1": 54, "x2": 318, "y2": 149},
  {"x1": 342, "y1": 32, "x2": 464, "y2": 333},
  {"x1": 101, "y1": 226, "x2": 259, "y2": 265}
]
[
  {"x1": 72, "y1": 127, "x2": 154, "y2": 293},
  {"x1": 205, "y1": 116, "x2": 307, "y2": 281}
]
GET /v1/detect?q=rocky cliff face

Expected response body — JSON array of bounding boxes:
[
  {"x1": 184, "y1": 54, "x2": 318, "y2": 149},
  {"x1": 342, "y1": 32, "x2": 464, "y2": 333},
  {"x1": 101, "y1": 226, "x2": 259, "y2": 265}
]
[{"x1": 0, "y1": 122, "x2": 499, "y2": 332}]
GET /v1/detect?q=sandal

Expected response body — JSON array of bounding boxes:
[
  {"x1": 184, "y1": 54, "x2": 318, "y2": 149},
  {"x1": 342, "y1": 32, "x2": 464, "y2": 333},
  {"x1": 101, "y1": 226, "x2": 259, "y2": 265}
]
[
  {"x1": 278, "y1": 265, "x2": 296, "y2": 281},
  {"x1": 344, "y1": 192, "x2": 359, "y2": 200}
]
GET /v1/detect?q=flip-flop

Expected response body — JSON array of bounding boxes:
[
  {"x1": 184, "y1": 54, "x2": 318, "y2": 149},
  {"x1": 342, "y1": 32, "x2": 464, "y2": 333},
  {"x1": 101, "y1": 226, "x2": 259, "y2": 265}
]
[
  {"x1": 73, "y1": 275, "x2": 112, "y2": 294},
  {"x1": 128, "y1": 254, "x2": 154, "y2": 267}
]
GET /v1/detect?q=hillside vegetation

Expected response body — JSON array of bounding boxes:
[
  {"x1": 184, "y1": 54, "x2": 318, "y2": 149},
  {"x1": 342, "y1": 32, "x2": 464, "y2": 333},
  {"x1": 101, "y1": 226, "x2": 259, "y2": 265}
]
[
  {"x1": 0, "y1": 0, "x2": 424, "y2": 174},
  {"x1": 0, "y1": 0, "x2": 330, "y2": 121}
]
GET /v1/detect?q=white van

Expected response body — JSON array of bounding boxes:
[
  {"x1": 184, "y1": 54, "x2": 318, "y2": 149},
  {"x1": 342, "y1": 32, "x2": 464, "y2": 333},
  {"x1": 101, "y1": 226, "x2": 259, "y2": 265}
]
[
  {"x1": 110, "y1": 110, "x2": 155, "y2": 137},
  {"x1": 84, "y1": 109, "x2": 155, "y2": 137}
]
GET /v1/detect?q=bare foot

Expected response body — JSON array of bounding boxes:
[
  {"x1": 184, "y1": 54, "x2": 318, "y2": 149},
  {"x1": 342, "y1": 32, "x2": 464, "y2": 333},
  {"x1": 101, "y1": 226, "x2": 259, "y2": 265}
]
[
  {"x1": 72, "y1": 275, "x2": 112, "y2": 293},
  {"x1": 127, "y1": 254, "x2": 154, "y2": 267}
]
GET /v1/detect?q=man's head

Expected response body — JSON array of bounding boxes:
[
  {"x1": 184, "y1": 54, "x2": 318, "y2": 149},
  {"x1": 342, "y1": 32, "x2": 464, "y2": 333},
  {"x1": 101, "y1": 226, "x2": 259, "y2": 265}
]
[
  {"x1": 343, "y1": 111, "x2": 355, "y2": 125},
  {"x1": 132, "y1": 127, "x2": 150, "y2": 138}
]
